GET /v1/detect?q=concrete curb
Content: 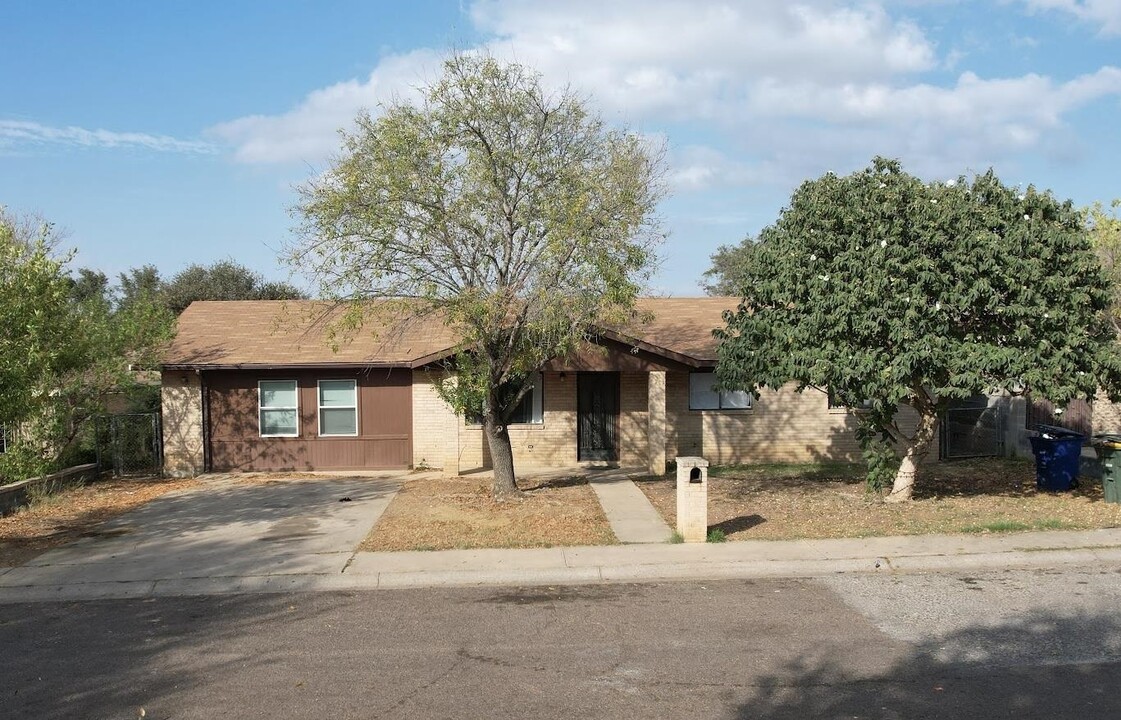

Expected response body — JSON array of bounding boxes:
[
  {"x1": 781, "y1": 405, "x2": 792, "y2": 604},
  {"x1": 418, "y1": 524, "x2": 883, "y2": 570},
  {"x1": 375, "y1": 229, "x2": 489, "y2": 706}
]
[{"x1": 4, "y1": 535, "x2": 1121, "y2": 603}]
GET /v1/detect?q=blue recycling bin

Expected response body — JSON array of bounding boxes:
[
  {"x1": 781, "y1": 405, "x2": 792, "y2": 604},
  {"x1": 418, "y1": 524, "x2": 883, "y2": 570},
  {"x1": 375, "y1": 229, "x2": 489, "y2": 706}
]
[{"x1": 1029, "y1": 424, "x2": 1085, "y2": 491}]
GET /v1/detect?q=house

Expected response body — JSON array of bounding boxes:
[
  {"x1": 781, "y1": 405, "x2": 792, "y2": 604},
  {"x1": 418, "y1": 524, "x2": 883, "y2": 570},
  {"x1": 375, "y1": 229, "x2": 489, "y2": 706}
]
[{"x1": 160, "y1": 299, "x2": 889, "y2": 476}]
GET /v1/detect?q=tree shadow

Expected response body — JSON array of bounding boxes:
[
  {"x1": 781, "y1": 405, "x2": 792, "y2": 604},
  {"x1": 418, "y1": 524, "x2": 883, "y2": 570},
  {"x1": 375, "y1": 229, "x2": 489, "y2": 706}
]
[
  {"x1": 734, "y1": 608, "x2": 1121, "y2": 719},
  {"x1": 521, "y1": 474, "x2": 590, "y2": 492},
  {"x1": 710, "y1": 514, "x2": 766, "y2": 534}
]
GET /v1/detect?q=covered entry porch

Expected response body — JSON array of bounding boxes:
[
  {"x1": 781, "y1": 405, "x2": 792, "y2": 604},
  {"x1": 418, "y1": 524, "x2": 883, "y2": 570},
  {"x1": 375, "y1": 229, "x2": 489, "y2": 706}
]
[{"x1": 448, "y1": 337, "x2": 693, "y2": 476}]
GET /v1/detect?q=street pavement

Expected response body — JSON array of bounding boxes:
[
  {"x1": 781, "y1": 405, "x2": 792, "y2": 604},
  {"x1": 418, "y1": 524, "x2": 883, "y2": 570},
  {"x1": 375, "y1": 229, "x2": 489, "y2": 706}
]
[
  {"x1": 6, "y1": 472, "x2": 1121, "y2": 717},
  {"x1": 4, "y1": 568, "x2": 1121, "y2": 719}
]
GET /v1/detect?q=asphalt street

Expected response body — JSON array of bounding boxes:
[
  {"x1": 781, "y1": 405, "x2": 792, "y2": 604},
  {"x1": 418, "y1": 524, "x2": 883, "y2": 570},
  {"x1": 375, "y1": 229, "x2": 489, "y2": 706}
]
[{"x1": 4, "y1": 565, "x2": 1121, "y2": 719}]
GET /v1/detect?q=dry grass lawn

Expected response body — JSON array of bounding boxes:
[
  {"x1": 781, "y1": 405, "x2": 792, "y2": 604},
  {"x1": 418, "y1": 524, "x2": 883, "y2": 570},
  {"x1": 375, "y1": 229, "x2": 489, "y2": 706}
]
[
  {"x1": 361, "y1": 474, "x2": 616, "y2": 551},
  {"x1": 636, "y1": 459, "x2": 1121, "y2": 541},
  {"x1": 0, "y1": 476, "x2": 201, "y2": 567}
]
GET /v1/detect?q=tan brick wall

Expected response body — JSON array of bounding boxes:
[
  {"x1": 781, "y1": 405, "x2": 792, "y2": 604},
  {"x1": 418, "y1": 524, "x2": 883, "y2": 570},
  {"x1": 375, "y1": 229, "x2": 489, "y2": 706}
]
[
  {"x1": 647, "y1": 371, "x2": 667, "y2": 475},
  {"x1": 665, "y1": 372, "x2": 920, "y2": 464},
  {"x1": 161, "y1": 370, "x2": 204, "y2": 476},
  {"x1": 675, "y1": 459, "x2": 709, "y2": 542},
  {"x1": 431, "y1": 370, "x2": 924, "y2": 473},
  {"x1": 458, "y1": 371, "x2": 580, "y2": 472},
  {"x1": 1093, "y1": 389, "x2": 1121, "y2": 434},
  {"x1": 411, "y1": 370, "x2": 460, "y2": 472},
  {"x1": 617, "y1": 372, "x2": 649, "y2": 467}
]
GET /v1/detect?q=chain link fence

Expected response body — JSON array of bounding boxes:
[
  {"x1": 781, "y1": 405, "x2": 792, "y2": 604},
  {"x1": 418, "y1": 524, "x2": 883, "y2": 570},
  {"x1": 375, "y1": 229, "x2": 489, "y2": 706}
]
[
  {"x1": 95, "y1": 413, "x2": 162, "y2": 477},
  {"x1": 940, "y1": 402, "x2": 1006, "y2": 459}
]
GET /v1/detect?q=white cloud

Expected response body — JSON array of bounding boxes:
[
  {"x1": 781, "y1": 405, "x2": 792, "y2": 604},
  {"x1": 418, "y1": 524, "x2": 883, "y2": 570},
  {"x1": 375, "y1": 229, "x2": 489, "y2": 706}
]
[
  {"x1": 1020, "y1": 0, "x2": 1121, "y2": 36},
  {"x1": 750, "y1": 67, "x2": 1121, "y2": 128},
  {"x1": 213, "y1": 1, "x2": 938, "y2": 164},
  {"x1": 0, "y1": 120, "x2": 215, "y2": 154},
  {"x1": 209, "y1": 0, "x2": 1121, "y2": 180},
  {"x1": 478, "y1": 0, "x2": 936, "y2": 119},
  {"x1": 668, "y1": 145, "x2": 768, "y2": 191},
  {"x1": 209, "y1": 49, "x2": 440, "y2": 164}
]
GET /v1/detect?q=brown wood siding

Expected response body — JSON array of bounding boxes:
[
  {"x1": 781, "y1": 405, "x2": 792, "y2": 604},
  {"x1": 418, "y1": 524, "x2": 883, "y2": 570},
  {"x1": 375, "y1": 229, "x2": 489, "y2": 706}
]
[{"x1": 205, "y1": 368, "x2": 412, "y2": 471}]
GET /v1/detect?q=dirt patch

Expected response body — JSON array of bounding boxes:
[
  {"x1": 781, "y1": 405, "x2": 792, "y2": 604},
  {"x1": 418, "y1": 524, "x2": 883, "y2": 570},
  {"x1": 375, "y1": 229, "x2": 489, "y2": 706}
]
[
  {"x1": 635, "y1": 459, "x2": 1121, "y2": 541},
  {"x1": 0, "y1": 476, "x2": 201, "y2": 567},
  {"x1": 361, "y1": 474, "x2": 615, "y2": 551}
]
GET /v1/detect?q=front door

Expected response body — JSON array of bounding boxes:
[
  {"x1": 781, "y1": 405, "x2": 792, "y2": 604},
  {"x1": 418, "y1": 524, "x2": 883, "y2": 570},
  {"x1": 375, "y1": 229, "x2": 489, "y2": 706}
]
[{"x1": 577, "y1": 372, "x2": 619, "y2": 461}]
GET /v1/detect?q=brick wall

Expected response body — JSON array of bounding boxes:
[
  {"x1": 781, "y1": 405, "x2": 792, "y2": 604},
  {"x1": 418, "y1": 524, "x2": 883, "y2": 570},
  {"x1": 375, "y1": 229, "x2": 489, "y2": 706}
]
[
  {"x1": 413, "y1": 369, "x2": 924, "y2": 474},
  {"x1": 665, "y1": 372, "x2": 920, "y2": 464},
  {"x1": 457, "y1": 371, "x2": 580, "y2": 472},
  {"x1": 161, "y1": 370, "x2": 204, "y2": 476},
  {"x1": 411, "y1": 370, "x2": 460, "y2": 471},
  {"x1": 1093, "y1": 389, "x2": 1121, "y2": 435}
]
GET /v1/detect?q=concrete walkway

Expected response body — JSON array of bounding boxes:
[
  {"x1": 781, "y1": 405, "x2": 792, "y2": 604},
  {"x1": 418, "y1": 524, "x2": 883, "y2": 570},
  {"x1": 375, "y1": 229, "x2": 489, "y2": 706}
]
[{"x1": 585, "y1": 468, "x2": 673, "y2": 543}]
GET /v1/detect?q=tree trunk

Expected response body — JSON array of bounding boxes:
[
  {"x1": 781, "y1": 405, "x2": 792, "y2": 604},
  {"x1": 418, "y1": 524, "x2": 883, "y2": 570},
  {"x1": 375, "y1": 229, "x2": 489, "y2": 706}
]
[
  {"x1": 483, "y1": 413, "x2": 521, "y2": 500},
  {"x1": 885, "y1": 409, "x2": 939, "y2": 503}
]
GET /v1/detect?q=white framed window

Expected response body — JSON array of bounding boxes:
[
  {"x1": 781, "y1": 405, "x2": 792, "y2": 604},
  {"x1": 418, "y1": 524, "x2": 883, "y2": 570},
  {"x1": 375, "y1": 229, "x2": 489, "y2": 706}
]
[
  {"x1": 689, "y1": 372, "x2": 753, "y2": 411},
  {"x1": 258, "y1": 380, "x2": 299, "y2": 437},
  {"x1": 318, "y1": 379, "x2": 358, "y2": 436}
]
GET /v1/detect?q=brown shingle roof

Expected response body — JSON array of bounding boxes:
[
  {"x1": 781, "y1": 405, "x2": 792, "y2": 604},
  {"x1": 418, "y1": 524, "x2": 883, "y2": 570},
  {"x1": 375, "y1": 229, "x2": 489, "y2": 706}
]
[{"x1": 163, "y1": 297, "x2": 736, "y2": 369}]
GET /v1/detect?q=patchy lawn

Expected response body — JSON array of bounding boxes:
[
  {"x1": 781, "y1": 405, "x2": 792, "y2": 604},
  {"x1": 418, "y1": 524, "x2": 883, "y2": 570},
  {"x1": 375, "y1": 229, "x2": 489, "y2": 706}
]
[
  {"x1": 361, "y1": 474, "x2": 615, "y2": 551},
  {"x1": 635, "y1": 459, "x2": 1121, "y2": 541},
  {"x1": 0, "y1": 476, "x2": 200, "y2": 567}
]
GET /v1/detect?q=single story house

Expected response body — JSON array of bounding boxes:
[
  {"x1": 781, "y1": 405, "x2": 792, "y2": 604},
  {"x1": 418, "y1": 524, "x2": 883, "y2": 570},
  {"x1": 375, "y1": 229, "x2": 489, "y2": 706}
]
[{"x1": 161, "y1": 299, "x2": 895, "y2": 476}]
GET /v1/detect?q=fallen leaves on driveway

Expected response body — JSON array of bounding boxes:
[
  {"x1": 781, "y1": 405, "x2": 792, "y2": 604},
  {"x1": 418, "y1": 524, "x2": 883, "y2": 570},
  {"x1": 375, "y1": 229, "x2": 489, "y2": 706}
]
[{"x1": 0, "y1": 476, "x2": 201, "y2": 567}]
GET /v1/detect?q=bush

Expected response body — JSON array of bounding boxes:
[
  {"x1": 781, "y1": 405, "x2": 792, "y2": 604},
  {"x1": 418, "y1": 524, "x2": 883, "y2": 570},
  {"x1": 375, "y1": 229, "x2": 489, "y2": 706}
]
[{"x1": 856, "y1": 421, "x2": 900, "y2": 496}]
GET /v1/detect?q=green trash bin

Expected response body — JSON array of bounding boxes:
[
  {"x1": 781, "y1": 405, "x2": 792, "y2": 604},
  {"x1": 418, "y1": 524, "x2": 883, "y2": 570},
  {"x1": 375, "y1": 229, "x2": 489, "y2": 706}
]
[{"x1": 1092, "y1": 435, "x2": 1121, "y2": 504}]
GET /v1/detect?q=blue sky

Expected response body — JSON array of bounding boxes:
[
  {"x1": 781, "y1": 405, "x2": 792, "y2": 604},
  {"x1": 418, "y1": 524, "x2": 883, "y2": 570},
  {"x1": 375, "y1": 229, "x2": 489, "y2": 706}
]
[{"x1": 2, "y1": 0, "x2": 1120, "y2": 295}]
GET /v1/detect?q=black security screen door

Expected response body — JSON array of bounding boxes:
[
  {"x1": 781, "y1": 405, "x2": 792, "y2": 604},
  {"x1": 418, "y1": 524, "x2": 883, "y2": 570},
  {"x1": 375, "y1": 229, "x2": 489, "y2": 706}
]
[{"x1": 577, "y1": 372, "x2": 619, "y2": 461}]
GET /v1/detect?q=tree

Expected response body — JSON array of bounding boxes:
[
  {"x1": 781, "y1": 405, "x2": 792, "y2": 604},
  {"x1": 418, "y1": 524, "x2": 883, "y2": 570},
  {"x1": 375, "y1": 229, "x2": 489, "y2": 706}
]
[
  {"x1": 117, "y1": 264, "x2": 163, "y2": 311},
  {"x1": 161, "y1": 260, "x2": 306, "y2": 315},
  {"x1": 291, "y1": 53, "x2": 664, "y2": 498},
  {"x1": 703, "y1": 236, "x2": 757, "y2": 295},
  {"x1": 1089, "y1": 199, "x2": 1121, "y2": 333},
  {"x1": 0, "y1": 209, "x2": 79, "y2": 438},
  {"x1": 0, "y1": 209, "x2": 174, "y2": 481},
  {"x1": 716, "y1": 157, "x2": 1121, "y2": 501}
]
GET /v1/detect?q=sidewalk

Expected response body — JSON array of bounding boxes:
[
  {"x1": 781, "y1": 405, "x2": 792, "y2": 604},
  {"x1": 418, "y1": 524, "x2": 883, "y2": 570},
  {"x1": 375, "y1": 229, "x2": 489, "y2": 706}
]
[{"x1": 4, "y1": 526, "x2": 1121, "y2": 603}]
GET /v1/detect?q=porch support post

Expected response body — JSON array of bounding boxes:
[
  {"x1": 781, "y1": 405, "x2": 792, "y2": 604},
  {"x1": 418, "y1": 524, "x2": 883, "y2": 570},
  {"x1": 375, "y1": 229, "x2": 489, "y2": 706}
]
[{"x1": 648, "y1": 371, "x2": 667, "y2": 475}]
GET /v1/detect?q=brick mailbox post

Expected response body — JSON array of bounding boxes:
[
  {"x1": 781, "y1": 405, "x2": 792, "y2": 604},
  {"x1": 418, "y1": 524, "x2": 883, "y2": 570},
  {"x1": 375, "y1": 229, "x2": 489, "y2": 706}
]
[{"x1": 675, "y1": 456, "x2": 709, "y2": 542}]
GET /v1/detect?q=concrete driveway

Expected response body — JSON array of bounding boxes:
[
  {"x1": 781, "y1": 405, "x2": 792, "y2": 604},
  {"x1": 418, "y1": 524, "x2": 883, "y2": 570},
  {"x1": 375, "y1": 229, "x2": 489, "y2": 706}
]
[{"x1": 0, "y1": 473, "x2": 405, "y2": 594}]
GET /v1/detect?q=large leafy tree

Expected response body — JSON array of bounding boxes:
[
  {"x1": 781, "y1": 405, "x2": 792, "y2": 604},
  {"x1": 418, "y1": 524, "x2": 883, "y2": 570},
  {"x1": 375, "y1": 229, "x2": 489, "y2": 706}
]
[
  {"x1": 0, "y1": 210, "x2": 79, "y2": 436},
  {"x1": 161, "y1": 260, "x2": 306, "y2": 315},
  {"x1": 703, "y1": 236, "x2": 757, "y2": 296},
  {"x1": 1089, "y1": 199, "x2": 1121, "y2": 334},
  {"x1": 292, "y1": 53, "x2": 664, "y2": 498},
  {"x1": 717, "y1": 158, "x2": 1120, "y2": 501},
  {"x1": 0, "y1": 210, "x2": 174, "y2": 479}
]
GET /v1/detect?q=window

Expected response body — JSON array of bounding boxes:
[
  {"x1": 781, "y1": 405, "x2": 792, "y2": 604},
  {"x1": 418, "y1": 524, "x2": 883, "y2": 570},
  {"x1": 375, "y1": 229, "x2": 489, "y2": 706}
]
[
  {"x1": 318, "y1": 379, "x2": 358, "y2": 436},
  {"x1": 689, "y1": 372, "x2": 753, "y2": 410},
  {"x1": 468, "y1": 372, "x2": 544, "y2": 425},
  {"x1": 507, "y1": 372, "x2": 544, "y2": 424},
  {"x1": 258, "y1": 380, "x2": 299, "y2": 437}
]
